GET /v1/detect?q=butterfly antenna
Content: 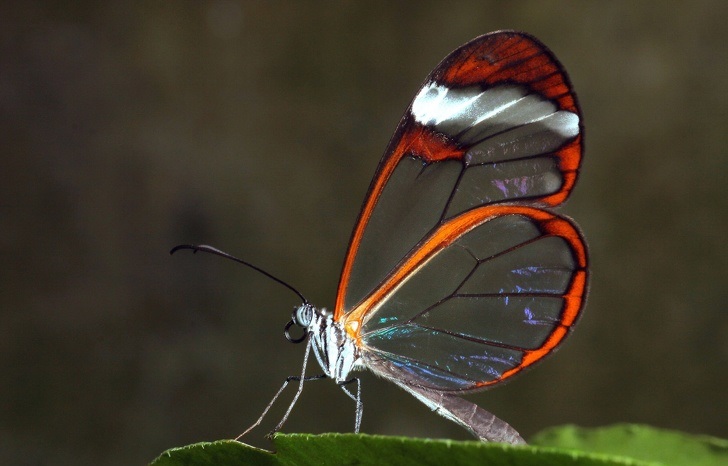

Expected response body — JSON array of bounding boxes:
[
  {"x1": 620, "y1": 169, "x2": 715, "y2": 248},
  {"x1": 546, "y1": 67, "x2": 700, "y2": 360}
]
[{"x1": 170, "y1": 244, "x2": 308, "y2": 304}]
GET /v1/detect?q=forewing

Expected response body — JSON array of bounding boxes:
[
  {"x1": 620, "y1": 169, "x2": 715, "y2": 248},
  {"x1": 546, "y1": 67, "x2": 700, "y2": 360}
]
[
  {"x1": 355, "y1": 206, "x2": 587, "y2": 391},
  {"x1": 335, "y1": 31, "x2": 583, "y2": 318}
]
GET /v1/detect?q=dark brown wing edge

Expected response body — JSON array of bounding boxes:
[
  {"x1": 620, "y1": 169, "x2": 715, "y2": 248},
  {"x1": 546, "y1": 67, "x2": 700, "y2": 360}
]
[{"x1": 366, "y1": 356, "x2": 526, "y2": 444}]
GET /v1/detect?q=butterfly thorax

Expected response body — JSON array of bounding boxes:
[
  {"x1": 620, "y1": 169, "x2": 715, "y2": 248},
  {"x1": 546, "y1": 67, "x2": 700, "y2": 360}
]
[{"x1": 293, "y1": 304, "x2": 361, "y2": 383}]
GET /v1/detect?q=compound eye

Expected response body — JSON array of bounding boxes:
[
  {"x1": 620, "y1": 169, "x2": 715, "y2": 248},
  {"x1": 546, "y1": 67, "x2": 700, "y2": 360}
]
[{"x1": 294, "y1": 303, "x2": 314, "y2": 327}]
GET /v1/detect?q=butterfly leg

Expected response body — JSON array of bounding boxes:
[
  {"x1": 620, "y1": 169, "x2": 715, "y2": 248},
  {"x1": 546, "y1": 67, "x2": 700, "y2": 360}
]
[
  {"x1": 235, "y1": 337, "x2": 327, "y2": 440},
  {"x1": 337, "y1": 377, "x2": 362, "y2": 434}
]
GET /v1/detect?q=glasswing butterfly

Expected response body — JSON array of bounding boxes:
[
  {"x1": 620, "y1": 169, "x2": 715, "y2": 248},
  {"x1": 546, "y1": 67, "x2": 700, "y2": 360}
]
[{"x1": 173, "y1": 30, "x2": 587, "y2": 444}]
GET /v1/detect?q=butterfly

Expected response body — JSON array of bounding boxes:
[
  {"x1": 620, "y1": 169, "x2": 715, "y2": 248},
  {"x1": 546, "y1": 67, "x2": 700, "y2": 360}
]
[{"x1": 173, "y1": 30, "x2": 587, "y2": 445}]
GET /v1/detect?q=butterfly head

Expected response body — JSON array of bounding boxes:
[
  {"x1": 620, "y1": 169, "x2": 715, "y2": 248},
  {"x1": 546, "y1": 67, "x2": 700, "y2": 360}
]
[
  {"x1": 284, "y1": 303, "x2": 317, "y2": 344},
  {"x1": 293, "y1": 303, "x2": 316, "y2": 327}
]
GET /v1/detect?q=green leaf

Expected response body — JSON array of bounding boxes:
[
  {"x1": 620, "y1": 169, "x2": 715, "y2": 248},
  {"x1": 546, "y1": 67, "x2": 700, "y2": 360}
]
[
  {"x1": 150, "y1": 433, "x2": 651, "y2": 466},
  {"x1": 149, "y1": 440, "x2": 278, "y2": 466},
  {"x1": 531, "y1": 424, "x2": 728, "y2": 466}
]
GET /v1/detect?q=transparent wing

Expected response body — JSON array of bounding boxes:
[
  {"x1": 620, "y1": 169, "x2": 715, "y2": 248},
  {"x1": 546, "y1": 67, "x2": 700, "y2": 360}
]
[
  {"x1": 335, "y1": 31, "x2": 583, "y2": 317},
  {"x1": 355, "y1": 207, "x2": 587, "y2": 391},
  {"x1": 364, "y1": 354, "x2": 526, "y2": 444}
]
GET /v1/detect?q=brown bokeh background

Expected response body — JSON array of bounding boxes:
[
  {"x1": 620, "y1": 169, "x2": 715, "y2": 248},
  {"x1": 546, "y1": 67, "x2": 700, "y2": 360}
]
[{"x1": 2, "y1": 2, "x2": 726, "y2": 465}]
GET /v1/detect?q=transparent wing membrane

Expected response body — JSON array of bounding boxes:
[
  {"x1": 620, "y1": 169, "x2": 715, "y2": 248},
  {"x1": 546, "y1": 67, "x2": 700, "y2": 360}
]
[
  {"x1": 446, "y1": 161, "x2": 563, "y2": 226},
  {"x1": 341, "y1": 147, "x2": 574, "y2": 312},
  {"x1": 364, "y1": 356, "x2": 526, "y2": 443},
  {"x1": 358, "y1": 210, "x2": 586, "y2": 391},
  {"x1": 368, "y1": 332, "x2": 523, "y2": 389},
  {"x1": 343, "y1": 158, "x2": 462, "y2": 311}
]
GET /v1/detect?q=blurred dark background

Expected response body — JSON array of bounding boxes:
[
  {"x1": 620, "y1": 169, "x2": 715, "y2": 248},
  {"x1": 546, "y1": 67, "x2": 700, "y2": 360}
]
[{"x1": 2, "y1": 2, "x2": 726, "y2": 465}]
